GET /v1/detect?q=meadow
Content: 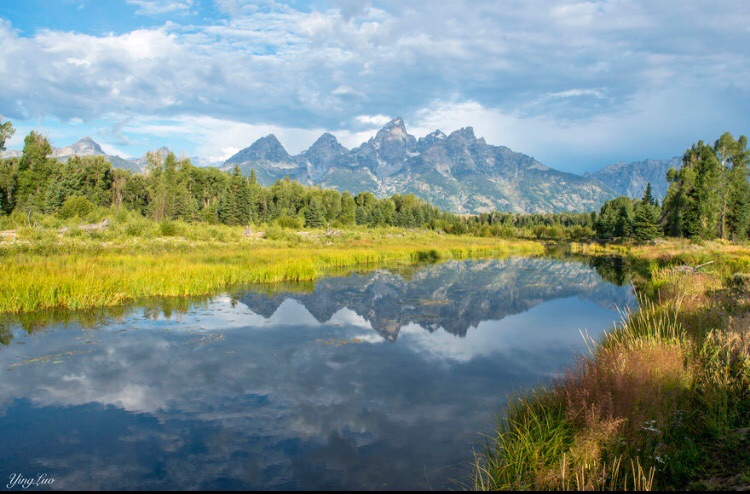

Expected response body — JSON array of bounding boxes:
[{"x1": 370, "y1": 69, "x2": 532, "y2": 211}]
[{"x1": 0, "y1": 210, "x2": 543, "y2": 314}]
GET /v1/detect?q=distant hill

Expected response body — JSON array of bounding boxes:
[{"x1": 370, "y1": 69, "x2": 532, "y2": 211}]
[
  {"x1": 223, "y1": 117, "x2": 617, "y2": 214},
  {"x1": 585, "y1": 157, "x2": 681, "y2": 201}
]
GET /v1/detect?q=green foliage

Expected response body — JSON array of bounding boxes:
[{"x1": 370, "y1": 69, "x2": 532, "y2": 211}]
[
  {"x1": 304, "y1": 196, "x2": 326, "y2": 228},
  {"x1": 0, "y1": 118, "x2": 15, "y2": 152},
  {"x1": 662, "y1": 133, "x2": 750, "y2": 241},
  {"x1": 595, "y1": 196, "x2": 635, "y2": 239},
  {"x1": 275, "y1": 215, "x2": 303, "y2": 229},
  {"x1": 632, "y1": 186, "x2": 662, "y2": 242},
  {"x1": 3, "y1": 128, "x2": 749, "y2": 246},
  {"x1": 58, "y1": 195, "x2": 95, "y2": 219}
]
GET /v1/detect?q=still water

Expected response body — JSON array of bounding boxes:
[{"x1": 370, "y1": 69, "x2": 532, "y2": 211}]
[{"x1": 0, "y1": 257, "x2": 635, "y2": 490}]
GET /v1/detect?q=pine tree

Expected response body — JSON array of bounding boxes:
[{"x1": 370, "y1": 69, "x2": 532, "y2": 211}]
[
  {"x1": 304, "y1": 196, "x2": 325, "y2": 228},
  {"x1": 642, "y1": 182, "x2": 657, "y2": 207},
  {"x1": 683, "y1": 142, "x2": 723, "y2": 239},
  {"x1": 339, "y1": 192, "x2": 356, "y2": 225},
  {"x1": 633, "y1": 201, "x2": 660, "y2": 241},
  {"x1": 0, "y1": 118, "x2": 15, "y2": 152},
  {"x1": 725, "y1": 135, "x2": 750, "y2": 240}
]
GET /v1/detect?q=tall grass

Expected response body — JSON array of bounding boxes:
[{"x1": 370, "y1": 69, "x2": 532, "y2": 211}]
[
  {"x1": 0, "y1": 222, "x2": 543, "y2": 314},
  {"x1": 474, "y1": 241, "x2": 750, "y2": 490}
]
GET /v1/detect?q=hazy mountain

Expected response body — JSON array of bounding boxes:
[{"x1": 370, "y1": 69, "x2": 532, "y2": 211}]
[
  {"x1": 46, "y1": 136, "x2": 143, "y2": 173},
  {"x1": 584, "y1": 157, "x2": 681, "y2": 200},
  {"x1": 224, "y1": 117, "x2": 618, "y2": 214},
  {"x1": 0, "y1": 149, "x2": 21, "y2": 159},
  {"x1": 53, "y1": 136, "x2": 106, "y2": 158}
]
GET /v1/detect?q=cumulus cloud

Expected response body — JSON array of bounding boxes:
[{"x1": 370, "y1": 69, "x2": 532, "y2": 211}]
[
  {"x1": 0, "y1": 0, "x2": 748, "y2": 169},
  {"x1": 354, "y1": 114, "x2": 392, "y2": 126}
]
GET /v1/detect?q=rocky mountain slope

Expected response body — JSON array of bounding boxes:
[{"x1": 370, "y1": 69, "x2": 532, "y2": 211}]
[
  {"x1": 51, "y1": 136, "x2": 142, "y2": 172},
  {"x1": 224, "y1": 118, "x2": 618, "y2": 214},
  {"x1": 584, "y1": 157, "x2": 680, "y2": 200}
]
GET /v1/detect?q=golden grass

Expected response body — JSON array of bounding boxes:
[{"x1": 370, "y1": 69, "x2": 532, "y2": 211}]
[{"x1": 0, "y1": 227, "x2": 543, "y2": 313}]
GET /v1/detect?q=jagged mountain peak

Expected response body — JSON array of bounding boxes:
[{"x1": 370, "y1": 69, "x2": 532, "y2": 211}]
[
  {"x1": 417, "y1": 129, "x2": 448, "y2": 153},
  {"x1": 448, "y1": 126, "x2": 477, "y2": 142},
  {"x1": 306, "y1": 132, "x2": 346, "y2": 152},
  {"x1": 225, "y1": 133, "x2": 291, "y2": 165},
  {"x1": 76, "y1": 136, "x2": 103, "y2": 150},
  {"x1": 220, "y1": 121, "x2": 618, "y2": 214},
  {"x1": 54, "y1": 136, "x2": 106, "y2": 158},
  {"x1": 372, "y1": 117, "x2": 412, "y2": 143}
]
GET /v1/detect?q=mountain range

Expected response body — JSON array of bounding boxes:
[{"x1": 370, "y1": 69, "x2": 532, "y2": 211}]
[{"x1": 1, "y1": 120, "x2": 683, "y2": 213}]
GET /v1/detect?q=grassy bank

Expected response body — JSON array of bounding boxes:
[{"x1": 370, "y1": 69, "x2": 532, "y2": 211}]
[
  {"x1": 473, "y1": 239, "x2": 750, "y2": 490},
  {"x1": 0, "y1": 217, "x2": 543, "y2": 314}
]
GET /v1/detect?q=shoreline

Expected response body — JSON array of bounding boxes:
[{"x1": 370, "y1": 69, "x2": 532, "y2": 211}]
[{"x1": 473, "y1": 239, "x2": 750, "y2": 490}]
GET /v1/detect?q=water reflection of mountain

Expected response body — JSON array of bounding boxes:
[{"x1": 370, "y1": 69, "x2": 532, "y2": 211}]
[{"x1": 233, "y1": 258, "x2": 636, "y2": 341}]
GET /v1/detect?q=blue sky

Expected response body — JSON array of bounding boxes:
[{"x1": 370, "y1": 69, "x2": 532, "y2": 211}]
[{"x1": 1, "y1": 0, "x2": 749, "y2": 172}]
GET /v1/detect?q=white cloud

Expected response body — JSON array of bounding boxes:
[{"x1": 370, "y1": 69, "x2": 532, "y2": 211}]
[
  {"x1": 65, "y1": 57, "x2": 90, "y2": 67},
  {"x1": 355, "y1": 114, "x2": 392, "y2": 126}
]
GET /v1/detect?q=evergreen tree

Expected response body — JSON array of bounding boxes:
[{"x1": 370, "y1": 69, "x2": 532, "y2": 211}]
[
  {"x1": 725, "y1": 134, "x2": 750, "y2": 240},
  {"x1": 642, "y1": 182, "x2": 657, "y2": 207},
  {"x1": 16, "y1": 131, "x2": 54, "y2": 213},
  {"x1": 595, "y1": 196, "x2": 634, "y2": 239},
  {"x1": 218, "y1": 166, "x2": 250, "y2": 226},
  {"x1": 339, "y1": 192, "x2": 356, "y2": 225},
  {"x1": 304, "y1": 196, "x2": 326, "y2": 228},
  {"x1": 683, "y1": 142, "x2": 723, "y2": 239},
  {"x1": 633, "y1": 201, "x2": 660, "y2": 241},
  {"x1": 0, "y1": 158, "x2": 18, "y2": 215},
  {"x1": 145, "y1": 150, "x2": 167, "y2": 221}
]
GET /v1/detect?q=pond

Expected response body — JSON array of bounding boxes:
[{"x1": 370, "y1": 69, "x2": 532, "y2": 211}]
[{"x1": 0, "y1": 257, "x2": 636, "y2": 490}]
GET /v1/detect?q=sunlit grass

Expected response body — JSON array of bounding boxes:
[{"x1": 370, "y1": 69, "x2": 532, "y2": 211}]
[{"x1": 0, "y1": 222, "x2": 543, "y2": 313}]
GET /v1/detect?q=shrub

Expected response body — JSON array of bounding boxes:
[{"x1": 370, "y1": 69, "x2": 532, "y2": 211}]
[{"x1": 58, "y1": 196, "x2": 95, "y2": 219}]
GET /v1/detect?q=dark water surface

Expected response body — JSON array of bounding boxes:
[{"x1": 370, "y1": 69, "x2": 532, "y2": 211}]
[{"x1": 0, "y1": 257, "x2": 635, "y2": 490}]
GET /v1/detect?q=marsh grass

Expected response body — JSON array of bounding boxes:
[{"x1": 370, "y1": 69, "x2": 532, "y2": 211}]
[
  {"x1": 0, "y1": 220, "x2": 543, "y2": 314},
  {"x1": 474, "y1": 240, "x2": 750, "y2": 490}
]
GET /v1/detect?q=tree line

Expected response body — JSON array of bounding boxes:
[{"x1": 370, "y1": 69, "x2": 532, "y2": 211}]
[
  {"x1": 593, "y1": 132, "x2": 750, "y2": 241},
  {"x1": 0, "y1": 126, "x2": 457, "y2": 230},
  {"x1": 1, "y1": 119, "x2": 747, "y2": 242}
]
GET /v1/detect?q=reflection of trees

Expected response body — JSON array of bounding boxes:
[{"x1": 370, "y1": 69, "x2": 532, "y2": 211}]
[{"x1": 543, "y1": 244, "x2": 631, "y2": 286}]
